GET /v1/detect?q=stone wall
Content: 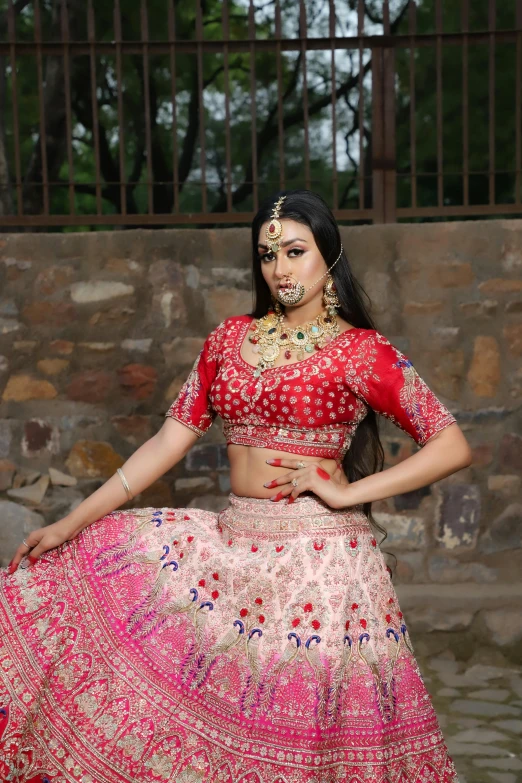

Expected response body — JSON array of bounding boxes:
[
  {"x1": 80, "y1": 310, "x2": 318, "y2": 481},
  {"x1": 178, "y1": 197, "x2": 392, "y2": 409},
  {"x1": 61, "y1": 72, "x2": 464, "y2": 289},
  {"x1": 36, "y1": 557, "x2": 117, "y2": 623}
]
[{"x1": 0, "y1": 221, "x2": 521, "y2": 659}]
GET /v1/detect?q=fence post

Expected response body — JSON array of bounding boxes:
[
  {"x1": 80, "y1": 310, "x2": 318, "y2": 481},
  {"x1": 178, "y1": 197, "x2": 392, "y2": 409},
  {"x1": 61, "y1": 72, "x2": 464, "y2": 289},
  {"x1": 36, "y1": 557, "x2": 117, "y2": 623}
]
[{"x1": 371, "y1": 45, "x2": 396, "y2": 223}]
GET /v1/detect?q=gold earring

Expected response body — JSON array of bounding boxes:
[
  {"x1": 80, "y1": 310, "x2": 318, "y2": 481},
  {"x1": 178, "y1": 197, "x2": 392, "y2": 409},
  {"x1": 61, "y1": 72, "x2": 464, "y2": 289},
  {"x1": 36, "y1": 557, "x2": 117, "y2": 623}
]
[
  {"x1": 323, "y1": 274, "x2": 340, "y2": 316},
  {"x1": 270, "y1": 294, "x2": 283, "y2": 317}
]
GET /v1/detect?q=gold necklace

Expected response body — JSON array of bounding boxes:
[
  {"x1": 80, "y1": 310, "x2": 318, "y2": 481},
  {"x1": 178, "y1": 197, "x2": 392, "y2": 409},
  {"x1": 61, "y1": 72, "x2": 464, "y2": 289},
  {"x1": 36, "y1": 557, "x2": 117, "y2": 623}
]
[{"x1": 248, "y1": 310, "x2": 340, "y2": 377}]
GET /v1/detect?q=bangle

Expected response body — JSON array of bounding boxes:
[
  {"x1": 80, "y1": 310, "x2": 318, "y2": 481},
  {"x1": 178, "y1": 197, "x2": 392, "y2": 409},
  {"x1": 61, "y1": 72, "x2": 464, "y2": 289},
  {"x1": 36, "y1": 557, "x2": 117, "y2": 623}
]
[{"x1": 117, "y1": 468, "x2": 133, "y2": 501}]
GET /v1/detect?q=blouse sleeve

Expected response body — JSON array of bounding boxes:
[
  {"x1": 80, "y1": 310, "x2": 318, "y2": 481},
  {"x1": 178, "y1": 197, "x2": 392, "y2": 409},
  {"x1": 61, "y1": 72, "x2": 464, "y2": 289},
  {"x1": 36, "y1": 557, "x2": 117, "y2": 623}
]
[
  {"x1": 164, "y1": 320, "x2": 225, "y2": 437},
  {"x1": 345, "y1": 330, "x2": 457, "y2": 446}
]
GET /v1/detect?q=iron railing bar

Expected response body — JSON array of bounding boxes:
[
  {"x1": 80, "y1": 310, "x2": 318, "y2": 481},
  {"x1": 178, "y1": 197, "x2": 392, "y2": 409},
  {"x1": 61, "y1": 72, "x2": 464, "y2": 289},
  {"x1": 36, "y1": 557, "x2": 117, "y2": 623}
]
[
  {"x1": 168, "y1": 0, "x2": 179, "y2": 213},
  {"x1": 196, "y1": 0, "x2": 207, "y2": 213},
  {"x1": 516, "y1": 1, "x2": 522, "y2": 204},
  {"x1": 114, "y1": 0, "x2": 127, "y2": 215},
  {"x1": 489, "y1": 0, "x2": 496, "y2": 205},
  {"x1": 462, "y1": 0, "x2": 469, "y2": 207},
  {"x1": 34, "y1": 0, "x2": 49, "y2": 215},
  {"x1": 409, "y1": 0, "x2": 417, "y2": 209},
  {"x1": 300, "y1": 0, "x2": 310, "y2": 189},
  {"x1": 435, "y1": 0, "x2": 443, "y2": 208},
  {"x1": 248, "y1": 0, "x2": 258, "y2": 212},
  {"x1": 141, "y1": 0, "x2": 154, "y2": 214},
  {"x1": 61, "y1": 0, "x2": 75, "y2": 215},
  {"x1": 3, "y1": 29, "x2": 522, "y2": 57},
  {"x1": 87, "y1": 0, "x2": 102, "y2": 214},
  {"x1": 275, "y1": 0, "x2": 285, "y2": 189},
  {"x1": 357, "y1": 0, "x2": 364, "y2": 211},
  {"x1": 7, "y1": 0, "x2": 23, "y2": 216},
  {"x1": 222, "y1": 0, "x2": 232, "y2": 212}
]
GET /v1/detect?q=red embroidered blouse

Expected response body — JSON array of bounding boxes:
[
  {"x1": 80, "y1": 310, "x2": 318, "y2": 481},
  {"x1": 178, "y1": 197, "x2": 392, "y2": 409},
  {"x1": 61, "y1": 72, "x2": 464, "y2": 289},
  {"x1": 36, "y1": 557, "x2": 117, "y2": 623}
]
[{"x1": 165, "y1": 315, "x2": 457, "y2": 463}]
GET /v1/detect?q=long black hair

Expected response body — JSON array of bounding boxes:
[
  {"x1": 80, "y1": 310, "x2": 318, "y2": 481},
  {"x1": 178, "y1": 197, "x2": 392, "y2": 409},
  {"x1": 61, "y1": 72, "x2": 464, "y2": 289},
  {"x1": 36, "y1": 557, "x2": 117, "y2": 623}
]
[{"x1": 249, "y1": 188, "x2": 390, "y2": 557}]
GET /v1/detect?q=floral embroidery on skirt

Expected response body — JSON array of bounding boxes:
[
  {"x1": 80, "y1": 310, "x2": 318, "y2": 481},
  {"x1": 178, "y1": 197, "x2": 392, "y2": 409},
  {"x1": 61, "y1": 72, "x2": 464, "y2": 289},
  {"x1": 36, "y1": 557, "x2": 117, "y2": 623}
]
[{"x1": 0, "y1": 492, "x2": 459, "y2": 782}]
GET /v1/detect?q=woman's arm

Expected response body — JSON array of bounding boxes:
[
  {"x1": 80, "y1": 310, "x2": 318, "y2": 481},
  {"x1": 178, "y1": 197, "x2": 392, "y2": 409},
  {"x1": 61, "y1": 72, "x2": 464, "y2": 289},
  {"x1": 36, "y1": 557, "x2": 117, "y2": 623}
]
[
  {"x1": 67, "y1": 417, "x2": 199, "y2": 534},
  {"x1": 8, "y1": 418, "x2": 199, "y2": 570},
  {"x1": 342, "y1": 422, "x2": 471, "y2": 506},
  {"x1": 263, "y1": 422, "x2": 471, "y2": 510}
]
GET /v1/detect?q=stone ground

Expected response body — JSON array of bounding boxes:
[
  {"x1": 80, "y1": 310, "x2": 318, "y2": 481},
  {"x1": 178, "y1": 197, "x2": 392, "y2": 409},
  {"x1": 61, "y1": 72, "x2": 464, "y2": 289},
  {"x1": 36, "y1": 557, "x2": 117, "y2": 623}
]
[{"x1": 415, "y1": 642, "x2": 522, "y2": 783}]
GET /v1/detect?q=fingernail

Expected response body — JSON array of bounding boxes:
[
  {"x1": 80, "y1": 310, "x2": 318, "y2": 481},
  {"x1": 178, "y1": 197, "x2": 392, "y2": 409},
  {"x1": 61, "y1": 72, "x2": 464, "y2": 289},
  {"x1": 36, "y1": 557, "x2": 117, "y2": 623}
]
[
  {"x1": 273, "y1": 491, "x2": 284, "y2": 502},
  {"x1": 265, "y1": 459, "x2": 273, "y2": 464},
  {"x1": 264, "y1": 480, "x2": 276, "y2": 488},
  {"x1": 8, "y1": 563, "x2": 16, "y2": 574},
  {"x1": 287, "y1": 495, "x2": 295, "y2": 505},
  {"x1": 28, "y1": 556, "x2": 38, "y2": 565}
]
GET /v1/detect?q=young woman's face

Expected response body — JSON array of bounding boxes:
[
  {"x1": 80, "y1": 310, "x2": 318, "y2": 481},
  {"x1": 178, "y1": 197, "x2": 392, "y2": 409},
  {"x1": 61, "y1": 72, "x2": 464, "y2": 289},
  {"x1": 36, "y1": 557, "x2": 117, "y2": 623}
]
[{"x1": 257, "y1": 219, "x2": 328, "y2": 306}]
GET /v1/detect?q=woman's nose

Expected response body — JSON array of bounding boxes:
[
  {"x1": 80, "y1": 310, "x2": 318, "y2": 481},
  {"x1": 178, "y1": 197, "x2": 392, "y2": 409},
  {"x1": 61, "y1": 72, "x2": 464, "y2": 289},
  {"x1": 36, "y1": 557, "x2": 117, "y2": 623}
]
[{"x1": 274, "y1": 254, "x2": 292, "y2": 278}]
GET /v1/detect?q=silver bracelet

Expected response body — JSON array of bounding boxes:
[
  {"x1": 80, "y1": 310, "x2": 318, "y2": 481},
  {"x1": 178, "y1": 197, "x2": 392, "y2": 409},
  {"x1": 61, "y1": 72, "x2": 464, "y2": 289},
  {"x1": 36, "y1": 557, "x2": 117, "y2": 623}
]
[{"x1": 117, "y1": 468, "x2": 133, "y2": 501}]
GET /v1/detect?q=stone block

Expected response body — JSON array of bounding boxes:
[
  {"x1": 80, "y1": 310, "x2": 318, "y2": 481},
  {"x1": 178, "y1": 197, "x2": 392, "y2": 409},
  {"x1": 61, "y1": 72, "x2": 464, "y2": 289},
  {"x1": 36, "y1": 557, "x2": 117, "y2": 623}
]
[
  {"x1": 498, "y1": 433, "x2": 522, "y2": 473},
  {"x1": 402, "y1": 301, "x2": 443, "y2": 315},
  {"x1": 49, "y1": 340, "x2": 74, "y2": 355},
  {"x1": 118, "y1": 364, "x2": 158, "y2": 400},
  {"x1": 428, "y1": 262, "x2": 474, "y2": 287},
  {"x1": 66, "y1": 371, "x2": 116, "y2": 404},
  {"x1": 150, "y1": 290, "x2": 187, "y2": 329},
  {"x1": 0, "y1": 299, "x2": 18, "y2": 316},
  {"x1": 470, "y1": 443, "x2": 494, "y2": 467},
  {"x1": 467, "y1": 336, "x2": 501, "y2": 397},
  {"x1": 175, "y1": 477, "x2": 215, "y2": 493},
  {"x1": 479, "y1": 278, "x2": 522, "y2": 294},
  {"x1": 428, "y1": 349, "x2": 466, "y2": 400},
  {"x1": 459, "y1": 300, "x2": 498, "y2": 318},
  {"x1": 65, "y1": 440, "x2": 124, "y2": 478},
  {"x1": 34, "y1": 264, "x2": 75, "y2": 296},
  {"x1": 503, "y1": 323, "x2": 522, "y2": 356},
  {"x1": 185, "y1": 444, "x2": 229, "y2": 473},
  {"x1": 435, "y1": 484, "x2": 481, "y2": 550},
  {"x1": 0, "y1": 318, "x2": 22, "y2": 334},
  {"x1": 187, "y1": 494, "x2": 228, "y2": 513},
  {"x1": 505, "y1": 299, "x2": 522, "y2": 313},
  {"x1": 22, "y1": 301, "x2": 76, "y2": 326},
  {"x1": 204, "y1": 287, "x2": 252, "y2": 324},
  {"x1": 162, "y1": 337, "x2": 206, "y2": 369},
  {"x1": 2, "y1": 375, "x2": 58, "y2": 402},
  {"x1": 7, "y1": 475, "x2": 50, "y2": 505},
  {"x1": 21, "y1": 419, "x2": 60, "y2": 457},
  {"x1": 0, "y1": 421, "x2": 12, "y2": 458},
  {"x1": 428, "y1": 555, "x2": 497, "y2": 584},
  {"x1": 487, "y1": 475, "x2": 521, "y2": 495},
  {"x1": 479, "y1": 504, "x2": 522, "y2": 554},
  {"x1": 121, "y1": 338, "x2": 153, "y2": 354},
  {"x1": 70, "y1": 281, "x2": 134, "y2": 303},
  {"x1": 37, "y1": 358, "x2": 69, "y2": 376},
  {"x1": 482, "y1": 609, "x2": 522, "y2": 646},
  {"x1": 406, "y1": 607, "x2": 474, "y2": 632},
  {"x1": 0, "y1": 500, "x2": 46, "y2": 567},
  {"x1": 111, "y1": 415, "x2": 153, "y2": 444},
  {"x1": 49, "y1": 467, "x2": 77, "y2": 487},
  {"x1": 0, "y1": 459, "x2": 16, "y2": 491},
  {"x1": 371, "y1": 512, "x2": 427, "y2": 550},
  {"x1": 0, "y1": 355, "x2": 8, "y2": 373}
]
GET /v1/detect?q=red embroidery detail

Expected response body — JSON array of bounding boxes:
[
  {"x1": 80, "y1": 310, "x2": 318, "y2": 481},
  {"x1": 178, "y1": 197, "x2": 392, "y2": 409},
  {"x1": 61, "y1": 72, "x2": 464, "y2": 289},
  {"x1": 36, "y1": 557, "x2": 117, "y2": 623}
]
[
  {"x1": 251, "y1": 545, "x2": 258, "y2": 553},
  {"x1": 173, "y1": 540, "x2": 179, "y2": 546},
  {"x1": 199, "y1": 579, "x2": 206, "y2": 587},
  {"x1": 240, "y1": 608, "x2": 248, "y2": 618},
  {"x1": 349, "y1": 539, "x2": 357, "y2": 549},
  {"x1": 303, "y1": 602, "x2": 313, "y2": 613},
  {"x1": 385, "y1": 614, "x2": 392, "y2": 623},
  {"x1": 312, "y1": 619, "x2": 321, "y2": 630},
  {"x1": 275, "y1": 545, "x2": 284, "y2": 553},
  {"x1": 351, "y1": 603, "x2": 358, "y2": 611},
  {"x1": 211, "y1": 590, "x2": 219, "y2": 600},
  {"x1": 345, "y1": 620, "x2": 350, "y2": 630},
  {"x1": 292, "y1": 618, "x2": 300, "y2": 628},
  {"x1": 255, "y1": 597, "x2": 263, "y2": 605},
  {"x1": 184, "y1": 515, "x2": 190, "y2": 520},
  {"x1": 213, "y1": 572, "x2": 219, "y2": 580},
  {"x1": 187, "y1": 536, "x2": 194, "y2": 543},
  {"x1": 398, "y1": 611, "x2": 403, "y2": 619},
  {"x1": 227, "y1": 540, "x2": 233, "y2": 546},
  {"x1": 371, "y1": 538, "x2": 377, "y2": 547},
  {"x1": 179, "y1": 552, "x2": 184, "y2": 559},
  {"x1": 360, "y1": 619, "x2": 367, "y2": 629},
  {"x1": 313, "y1": 542, "x2": 324, "y2": 551},
  {"x1": 258, "y1": 614, "x2": 265, "y2": 624}
]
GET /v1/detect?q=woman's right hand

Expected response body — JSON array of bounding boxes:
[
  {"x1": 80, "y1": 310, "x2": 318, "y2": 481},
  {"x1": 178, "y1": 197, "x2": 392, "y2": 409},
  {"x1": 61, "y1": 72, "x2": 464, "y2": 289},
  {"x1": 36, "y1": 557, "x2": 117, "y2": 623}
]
[{"x1": 7, "y1": 516, "x2": 81, "y2": 574}]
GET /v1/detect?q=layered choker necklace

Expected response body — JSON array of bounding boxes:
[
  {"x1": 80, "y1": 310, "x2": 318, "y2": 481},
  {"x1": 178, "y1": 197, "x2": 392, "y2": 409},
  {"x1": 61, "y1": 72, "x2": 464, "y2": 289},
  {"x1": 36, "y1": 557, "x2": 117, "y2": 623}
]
[{"x1": 248, "y1": 309, "x2": 340, "y2": 377}]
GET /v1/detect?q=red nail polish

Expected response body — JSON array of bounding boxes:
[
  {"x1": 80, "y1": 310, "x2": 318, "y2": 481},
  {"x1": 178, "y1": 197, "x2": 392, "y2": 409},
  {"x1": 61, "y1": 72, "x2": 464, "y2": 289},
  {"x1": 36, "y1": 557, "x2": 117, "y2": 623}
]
[
  {"x1": 266, "y1": 480, "x2": 276, "y2": 489},
  {"x1": 316, "y1": 467, "x2": 331, "y2": 480},
  {"x1": 271, "y1": 459, "x2": 282, "y2": 467},
  {"x1": 28, "y1": 556, "x2": 38, "y2": 565},
  {"x1": 287, "y1": 495, "x2": 295, "y2": 505},
  {"x1": 8, "y1": 563, "x2": 16, "y2": 574}
]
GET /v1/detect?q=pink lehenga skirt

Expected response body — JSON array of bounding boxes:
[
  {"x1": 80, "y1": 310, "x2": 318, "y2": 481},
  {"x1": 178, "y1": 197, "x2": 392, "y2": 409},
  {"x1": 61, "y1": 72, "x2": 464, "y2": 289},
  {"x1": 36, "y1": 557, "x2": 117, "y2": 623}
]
[{"x1": 0, "y1": 492, "x2": 459, "y2": 783}]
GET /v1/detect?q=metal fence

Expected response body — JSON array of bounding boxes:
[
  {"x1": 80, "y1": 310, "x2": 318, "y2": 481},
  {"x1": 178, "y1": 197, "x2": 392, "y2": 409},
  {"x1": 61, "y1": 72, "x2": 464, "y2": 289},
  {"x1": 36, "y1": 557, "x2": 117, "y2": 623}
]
[{"x1": 0, "y1": 0, "x2": 521, "y2": 228}]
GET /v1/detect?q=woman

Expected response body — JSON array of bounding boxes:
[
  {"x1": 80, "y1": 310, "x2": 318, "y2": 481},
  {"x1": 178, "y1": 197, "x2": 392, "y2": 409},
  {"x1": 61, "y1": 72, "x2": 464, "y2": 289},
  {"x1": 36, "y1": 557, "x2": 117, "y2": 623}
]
[{"x1": 0, "y1": 190, "x2": 470, "y2": 782}]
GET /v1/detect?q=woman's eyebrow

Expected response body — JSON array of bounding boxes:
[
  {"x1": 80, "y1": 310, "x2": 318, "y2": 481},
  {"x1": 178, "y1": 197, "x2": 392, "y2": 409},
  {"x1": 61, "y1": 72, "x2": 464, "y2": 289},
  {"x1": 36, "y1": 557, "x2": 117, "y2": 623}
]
[{"x1": 257, "y1": 238, "x2": 308, "y2": 249}]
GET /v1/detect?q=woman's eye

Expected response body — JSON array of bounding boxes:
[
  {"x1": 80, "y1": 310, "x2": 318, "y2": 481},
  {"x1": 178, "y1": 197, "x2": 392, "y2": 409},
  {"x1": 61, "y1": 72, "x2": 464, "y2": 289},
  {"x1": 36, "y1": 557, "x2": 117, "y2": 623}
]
[{"x1": 260, "y1": 248, "x2": 303, "y2": 262}]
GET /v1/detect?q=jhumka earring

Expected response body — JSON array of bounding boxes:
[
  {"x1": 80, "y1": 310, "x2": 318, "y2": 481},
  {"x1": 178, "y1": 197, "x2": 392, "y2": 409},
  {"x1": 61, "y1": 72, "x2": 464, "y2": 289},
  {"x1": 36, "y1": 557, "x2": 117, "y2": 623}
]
[{"x1": 323, "y1": 274, "x2": 341, "y2": 317}]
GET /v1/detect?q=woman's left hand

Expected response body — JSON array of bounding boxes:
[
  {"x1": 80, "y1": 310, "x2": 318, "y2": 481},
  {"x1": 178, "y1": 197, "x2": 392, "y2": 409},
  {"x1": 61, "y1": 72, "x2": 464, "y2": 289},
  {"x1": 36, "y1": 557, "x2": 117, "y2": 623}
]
[{"x1": 263, "y1": 458, "x2": 352, "y2": 510}]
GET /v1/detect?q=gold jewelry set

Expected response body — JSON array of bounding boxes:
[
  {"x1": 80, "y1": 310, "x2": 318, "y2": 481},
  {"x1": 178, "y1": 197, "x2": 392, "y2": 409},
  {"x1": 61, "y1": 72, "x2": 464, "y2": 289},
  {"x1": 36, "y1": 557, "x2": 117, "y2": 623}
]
[{"x1": 250, "y1": 195, "x2": 343, "y2": 377}]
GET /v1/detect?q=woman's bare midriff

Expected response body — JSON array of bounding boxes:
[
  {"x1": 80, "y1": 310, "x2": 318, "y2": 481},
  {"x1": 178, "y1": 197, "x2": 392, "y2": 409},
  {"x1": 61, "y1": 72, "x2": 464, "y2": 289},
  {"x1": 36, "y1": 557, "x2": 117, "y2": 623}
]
[{"x1": 227, "y1": 443, "x2": 338, "y2": 499}]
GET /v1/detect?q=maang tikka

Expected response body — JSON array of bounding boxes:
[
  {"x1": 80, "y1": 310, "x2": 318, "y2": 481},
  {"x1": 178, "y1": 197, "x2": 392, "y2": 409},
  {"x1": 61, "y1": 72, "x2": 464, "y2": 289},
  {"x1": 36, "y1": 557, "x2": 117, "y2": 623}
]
[{"x1": 266, "y1": 195, "x2": 344, "y2": 306}]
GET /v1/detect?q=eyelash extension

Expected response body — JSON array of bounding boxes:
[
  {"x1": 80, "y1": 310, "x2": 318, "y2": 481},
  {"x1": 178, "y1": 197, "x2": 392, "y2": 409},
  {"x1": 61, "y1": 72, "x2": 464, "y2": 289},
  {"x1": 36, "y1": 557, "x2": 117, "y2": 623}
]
[{"x1": 259, "y1": 248, "x2": 304, "y2": 262}]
